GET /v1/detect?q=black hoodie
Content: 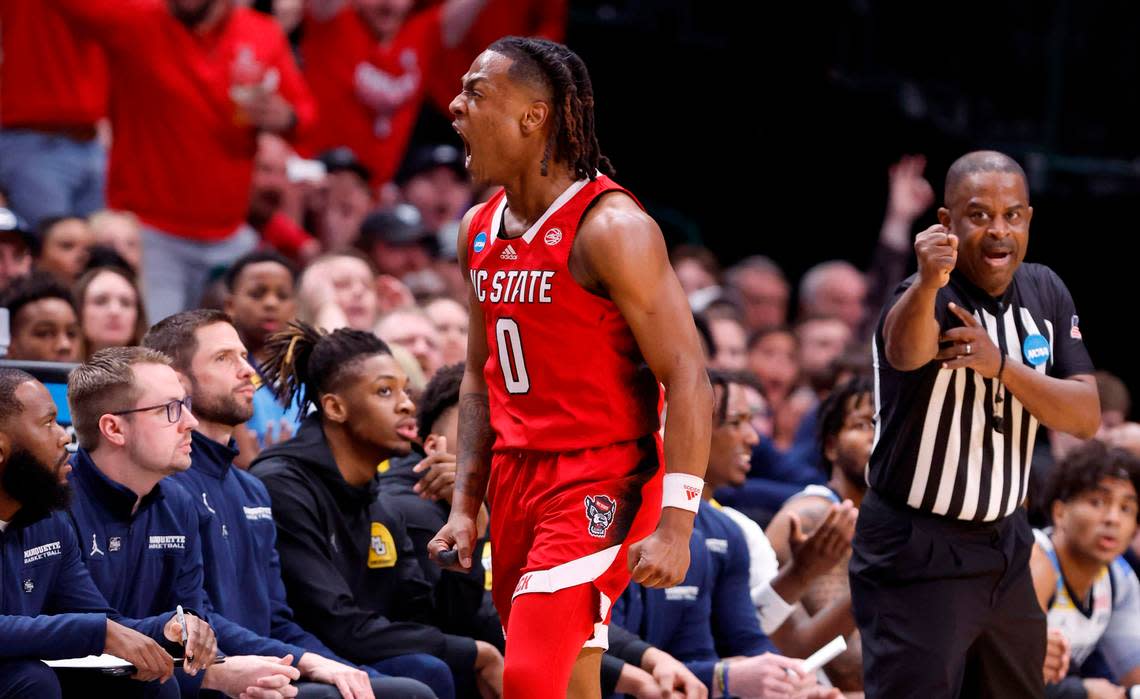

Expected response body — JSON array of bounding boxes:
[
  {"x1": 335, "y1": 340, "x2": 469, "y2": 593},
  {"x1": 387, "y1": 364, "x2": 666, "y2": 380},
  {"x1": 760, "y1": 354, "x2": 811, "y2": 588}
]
[{"x1": 249, "y1": 415, "x2": 477, "y2": 673}]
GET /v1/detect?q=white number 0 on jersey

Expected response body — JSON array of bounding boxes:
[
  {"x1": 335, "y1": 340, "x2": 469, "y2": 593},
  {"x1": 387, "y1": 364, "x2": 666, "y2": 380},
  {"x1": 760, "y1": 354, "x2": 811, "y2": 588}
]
[{"x1": 495, "y1": 318, "x2": 530, "y2": 394}]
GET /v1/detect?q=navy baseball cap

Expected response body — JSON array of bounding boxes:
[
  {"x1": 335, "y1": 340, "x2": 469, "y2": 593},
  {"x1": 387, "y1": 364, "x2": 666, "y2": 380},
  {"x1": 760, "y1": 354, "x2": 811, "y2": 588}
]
[
  {"x1": 359, "y1": 204, "x2": 437, "y2": 249},
  {"x1": 0, "y1": 207, "x2": 34, "y2": 250},
  {"x1": 397, "y1": 144, "x2": 466, "y2": 185},
  {"x1": 318, "y1": 147, "x2": 372, "y2": 183}
]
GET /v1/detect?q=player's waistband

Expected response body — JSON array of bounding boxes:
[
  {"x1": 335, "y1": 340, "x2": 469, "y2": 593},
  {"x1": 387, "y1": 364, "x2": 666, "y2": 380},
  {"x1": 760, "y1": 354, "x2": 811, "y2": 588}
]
[{"x1": 491, "y1": 432, "x2": 659, "y2": 459}]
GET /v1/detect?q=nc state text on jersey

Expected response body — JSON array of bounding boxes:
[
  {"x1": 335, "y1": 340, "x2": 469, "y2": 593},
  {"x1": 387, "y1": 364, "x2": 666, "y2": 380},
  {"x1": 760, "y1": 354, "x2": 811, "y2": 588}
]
[{"x1": 470, "y1": 269, "x2": 556, "y2": 304}]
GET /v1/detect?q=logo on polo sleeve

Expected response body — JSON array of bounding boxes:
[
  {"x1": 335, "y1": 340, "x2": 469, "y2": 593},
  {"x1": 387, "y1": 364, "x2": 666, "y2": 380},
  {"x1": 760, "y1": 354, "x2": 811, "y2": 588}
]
[{"x1": 368, "y1": 522, "x2": 397, "y2": 568}]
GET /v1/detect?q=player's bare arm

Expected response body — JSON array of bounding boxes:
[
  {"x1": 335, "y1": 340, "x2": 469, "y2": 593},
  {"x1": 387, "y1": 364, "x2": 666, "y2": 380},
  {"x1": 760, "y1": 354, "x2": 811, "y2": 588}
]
[
  {"x1": 431, "y1": 206, "x2": 493, "y2": 570},
  {"x1": 1029, "y1": 542, "x2": 1058, "y2": 613},
  {"x1": 572, "y1": 192, "x2": 713, "y2": 588}
]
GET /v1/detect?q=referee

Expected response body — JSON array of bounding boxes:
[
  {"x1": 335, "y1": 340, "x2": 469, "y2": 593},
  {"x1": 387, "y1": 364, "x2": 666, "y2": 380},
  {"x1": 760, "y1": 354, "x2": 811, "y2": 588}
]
[{"x1": 851, "y1": 150, "x2": 1100, "y2": 698}]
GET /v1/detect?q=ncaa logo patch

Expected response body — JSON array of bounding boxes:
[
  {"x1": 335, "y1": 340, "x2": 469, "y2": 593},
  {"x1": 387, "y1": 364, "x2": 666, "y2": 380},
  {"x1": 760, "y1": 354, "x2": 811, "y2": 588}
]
[
  {"x1": 1023, "y1": 334, "x2": 1050, "y2": 367},
  {"x1": 584, "y1": 495, "x2": 617, "y2": 538},
  {"x1": 473, "y1": 231, "x2": 488, "y2": 253},
  {"x1": 544, "y1": 228, "x2": 563, "y2": 246}
]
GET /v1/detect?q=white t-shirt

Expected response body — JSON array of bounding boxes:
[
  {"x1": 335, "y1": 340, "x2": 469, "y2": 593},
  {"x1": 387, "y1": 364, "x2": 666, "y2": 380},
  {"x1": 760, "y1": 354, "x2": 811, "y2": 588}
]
[
  {"x1": 1035, "y1": 527, "x2": 1140, "y2": 675},
  {"x1": 720, "y1": 505, "x2": 780, "y2": 589}
]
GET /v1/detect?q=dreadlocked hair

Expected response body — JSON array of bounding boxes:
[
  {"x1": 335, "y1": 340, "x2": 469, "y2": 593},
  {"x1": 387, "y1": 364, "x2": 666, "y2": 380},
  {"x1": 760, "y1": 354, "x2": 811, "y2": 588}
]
[
  {"x1": 260, "y1": 321, "x2": 392, "y2": 416},
  {"x1": 488, "y1": 36, "x2": 613, "y2": 180}
]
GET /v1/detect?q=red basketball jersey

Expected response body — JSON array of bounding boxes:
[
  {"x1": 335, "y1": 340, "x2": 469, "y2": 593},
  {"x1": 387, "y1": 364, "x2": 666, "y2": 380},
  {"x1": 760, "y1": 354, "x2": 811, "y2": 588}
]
[{"x1": 468, "y1": 176, "x2": 660, "y2": 452}]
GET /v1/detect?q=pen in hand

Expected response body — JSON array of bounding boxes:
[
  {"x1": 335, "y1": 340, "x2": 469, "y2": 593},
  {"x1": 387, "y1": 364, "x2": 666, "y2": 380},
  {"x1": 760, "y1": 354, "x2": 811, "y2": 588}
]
[{"x1": 176, "y1": 605, "x2": 191, "y2": 664}]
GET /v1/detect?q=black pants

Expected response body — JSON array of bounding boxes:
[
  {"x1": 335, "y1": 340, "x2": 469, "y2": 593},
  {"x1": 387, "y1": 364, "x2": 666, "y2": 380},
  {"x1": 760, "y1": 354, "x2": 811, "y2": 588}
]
[
  {"x1": 850, "y1": 489, "x2": 1046, "y2": 699},
  {"x1": 295, "y1": 677, "x2": 438, "y2": 698},
  {"x1": 0, "y1": 661, "x2": 180, "y2": 699}
]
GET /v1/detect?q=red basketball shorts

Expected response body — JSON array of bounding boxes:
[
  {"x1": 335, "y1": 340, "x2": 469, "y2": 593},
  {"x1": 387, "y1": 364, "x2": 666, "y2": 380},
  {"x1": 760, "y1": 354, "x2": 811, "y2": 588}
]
[{"x1": 487, "y1": 433, "x2": 664, "y2": 650}]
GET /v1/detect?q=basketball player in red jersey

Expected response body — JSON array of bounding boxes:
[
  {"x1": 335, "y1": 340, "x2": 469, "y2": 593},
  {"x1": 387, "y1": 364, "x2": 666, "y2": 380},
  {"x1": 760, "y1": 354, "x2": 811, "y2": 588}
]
[{"x1": 428, "y1": 37, "x2": 714, "y2": 698}]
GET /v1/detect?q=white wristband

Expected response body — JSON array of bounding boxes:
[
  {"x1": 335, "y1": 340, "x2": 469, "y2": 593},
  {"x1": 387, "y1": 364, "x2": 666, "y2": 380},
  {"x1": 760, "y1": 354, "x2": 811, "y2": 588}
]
[
  {"x1": 753, "y1": 581, "x2": 795, "y2": 634},
  {"x1": 661, "y1": 473, "x2": 703, "y2": 512}
]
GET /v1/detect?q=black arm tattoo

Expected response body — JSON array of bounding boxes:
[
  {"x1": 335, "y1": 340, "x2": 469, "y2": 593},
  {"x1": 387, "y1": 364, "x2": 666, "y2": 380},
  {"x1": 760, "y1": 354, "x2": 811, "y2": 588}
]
[{"x1": 455, "y1": 392, "x2": 494, "y2": 500}]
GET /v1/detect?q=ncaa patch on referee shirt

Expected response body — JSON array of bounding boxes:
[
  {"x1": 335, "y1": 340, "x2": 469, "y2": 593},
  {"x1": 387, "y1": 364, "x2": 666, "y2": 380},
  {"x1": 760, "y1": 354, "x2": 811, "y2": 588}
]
[
  {"x1": 1024, "y1": 334, "x2": 1050, "y2": 366},
  {"x1": 368, "y1": 522, "x2": 397, "y2": 568},
  {"x1": 1071, "y1": 315, "x2": 1083, "y2": 340},
  {"x1": 473, "y1": 231, "x2": 488, "y2": 253}
]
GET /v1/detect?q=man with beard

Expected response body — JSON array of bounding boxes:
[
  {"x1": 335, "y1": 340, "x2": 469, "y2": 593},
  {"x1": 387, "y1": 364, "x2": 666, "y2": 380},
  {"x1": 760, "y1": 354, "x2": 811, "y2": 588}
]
[
  {"x1": 0, "y1": 368, "x2": 188, "y2": 698},
  {"x1": 51, "y1": 0, "x2": 318, "y2": 322},
  {"x1": 766, "y1": 377, "x2": 872, "y2": 692},
  {"x1": 250, "y1": 322, "x2": 504, "y2": 699},
  {"x1": 144, "y1": 310, "x2": 437, "y2": 699},
  {"x1": 66, "y1": 347, "x2": 303, "y2": 698}
]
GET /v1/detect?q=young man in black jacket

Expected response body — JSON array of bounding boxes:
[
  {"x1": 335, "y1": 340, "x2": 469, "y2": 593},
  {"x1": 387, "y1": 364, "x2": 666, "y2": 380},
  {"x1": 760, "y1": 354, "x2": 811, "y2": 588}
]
[
  {"x1": 376, "y1": 361, "x2": 500, "y2": 648},
  {"x1": 249, "y1": 323, "x2": 504, "y2": 699}
]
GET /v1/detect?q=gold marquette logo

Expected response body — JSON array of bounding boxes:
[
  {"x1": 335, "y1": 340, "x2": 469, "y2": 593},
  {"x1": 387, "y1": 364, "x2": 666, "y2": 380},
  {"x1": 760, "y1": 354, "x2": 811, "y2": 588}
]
[{"x1": 367, "y1": 522, "x2": 397, "y2": 568}]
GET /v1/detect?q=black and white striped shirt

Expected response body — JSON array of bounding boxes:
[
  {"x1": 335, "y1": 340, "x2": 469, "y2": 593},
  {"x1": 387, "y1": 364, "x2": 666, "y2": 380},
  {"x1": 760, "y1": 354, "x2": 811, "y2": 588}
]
[{"x1": 869, "y1": 264, "x2": 1094, "y2": 522}]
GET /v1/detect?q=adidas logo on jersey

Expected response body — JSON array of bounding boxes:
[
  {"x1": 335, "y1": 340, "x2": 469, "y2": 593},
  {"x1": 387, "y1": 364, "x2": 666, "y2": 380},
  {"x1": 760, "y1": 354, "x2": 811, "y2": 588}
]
[{"x1": 500, "y1": 244, "x2": 518, "y2": 260}]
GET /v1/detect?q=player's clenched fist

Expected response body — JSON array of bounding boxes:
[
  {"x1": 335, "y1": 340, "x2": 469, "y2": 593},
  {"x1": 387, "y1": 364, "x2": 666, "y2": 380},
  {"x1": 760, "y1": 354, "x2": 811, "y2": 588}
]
[
  {"x1": 915, "y1": 224, "x2": 958, "y2": 289},
  {"x1": 627, "y1": 525, "x2": 691, "y2": 588}
]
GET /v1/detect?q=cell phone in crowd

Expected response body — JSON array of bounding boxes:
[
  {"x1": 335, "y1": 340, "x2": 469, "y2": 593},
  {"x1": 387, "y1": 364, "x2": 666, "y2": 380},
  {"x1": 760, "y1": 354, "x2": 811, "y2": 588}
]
[
  {"x1": 286, "y1": 157, "x2": 326, "y2": 184},
  {"x1": 0, "y1": 307, "x2": 9, "y2": 356}
]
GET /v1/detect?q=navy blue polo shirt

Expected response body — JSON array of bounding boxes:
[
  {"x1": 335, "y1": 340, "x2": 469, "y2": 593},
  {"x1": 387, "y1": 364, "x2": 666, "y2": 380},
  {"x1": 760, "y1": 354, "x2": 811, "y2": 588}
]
[
  {"x1": 171, "y1": 431, "x2": 355, "y2": 666},
  {"x1": 0, "y1": 508, "x2": 117, "y2": 659}
]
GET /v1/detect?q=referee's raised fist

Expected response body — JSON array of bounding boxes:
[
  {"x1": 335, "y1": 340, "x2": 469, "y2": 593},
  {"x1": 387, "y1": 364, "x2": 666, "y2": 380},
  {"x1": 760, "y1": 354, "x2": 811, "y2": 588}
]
[{"x1": 915, "y1": 224, "x2": 959, "y2": 290}]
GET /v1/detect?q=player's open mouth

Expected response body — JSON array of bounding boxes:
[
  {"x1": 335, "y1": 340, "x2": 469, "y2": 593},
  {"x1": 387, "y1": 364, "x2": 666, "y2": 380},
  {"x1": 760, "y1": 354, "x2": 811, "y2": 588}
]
[{"x1": 453, "y1": 124, "x2": 471, "y2": 168}]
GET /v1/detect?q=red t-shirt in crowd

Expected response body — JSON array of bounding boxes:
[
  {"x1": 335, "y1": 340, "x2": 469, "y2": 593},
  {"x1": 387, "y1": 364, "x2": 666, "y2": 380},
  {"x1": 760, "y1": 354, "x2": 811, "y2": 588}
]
[
  {"x1": 299, "y1": 5, "x2": 444, "y2": 186},
  {"x1": 425, "y1": 0, "x2": 567, "y2": 114},
  {"x1": 0, "y1": 0, "x2": 108, "y2": 127},
  {"x1": 52, "y1": 0, "x2": 317, "y2": 241}
]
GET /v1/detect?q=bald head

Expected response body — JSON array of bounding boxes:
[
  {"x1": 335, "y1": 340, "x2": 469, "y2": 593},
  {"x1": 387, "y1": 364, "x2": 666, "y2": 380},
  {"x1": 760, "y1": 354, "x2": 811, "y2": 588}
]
[{"x1": 944, "y1": 151, "x2": 1028, "y2": 207}]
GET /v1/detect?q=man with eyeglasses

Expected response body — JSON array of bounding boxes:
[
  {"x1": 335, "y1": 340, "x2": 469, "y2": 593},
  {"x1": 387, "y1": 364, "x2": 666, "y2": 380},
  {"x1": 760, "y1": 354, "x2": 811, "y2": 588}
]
[{"x1": 65, "y1": 346, "x2": 307, "y2": 698}]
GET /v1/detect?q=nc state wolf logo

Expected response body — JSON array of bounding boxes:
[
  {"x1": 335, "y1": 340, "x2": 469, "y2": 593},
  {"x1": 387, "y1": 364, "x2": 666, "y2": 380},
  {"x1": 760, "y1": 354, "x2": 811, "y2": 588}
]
[{"x1": 584, "y1": 495, "x2": 617, "y2": 538}]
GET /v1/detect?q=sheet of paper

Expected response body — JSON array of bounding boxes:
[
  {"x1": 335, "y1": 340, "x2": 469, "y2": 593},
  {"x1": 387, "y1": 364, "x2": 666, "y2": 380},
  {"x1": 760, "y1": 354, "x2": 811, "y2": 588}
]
[{"x1": 43, "y1": 654, "x2": 133, "y2": 669}]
